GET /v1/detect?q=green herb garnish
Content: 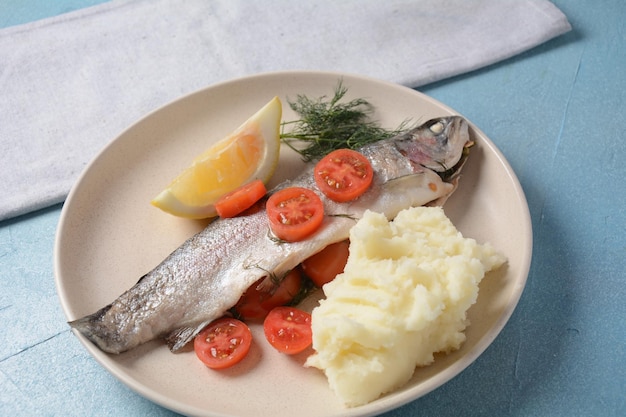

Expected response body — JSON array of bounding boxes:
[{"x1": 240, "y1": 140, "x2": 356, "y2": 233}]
[{"x1": 280, "y1": 80, "x2": 408, "y2": 162}]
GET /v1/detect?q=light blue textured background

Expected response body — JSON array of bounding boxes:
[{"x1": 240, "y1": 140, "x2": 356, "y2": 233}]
[{"x1": 1, "y1": 1, "x2": 624, "y2": 416}]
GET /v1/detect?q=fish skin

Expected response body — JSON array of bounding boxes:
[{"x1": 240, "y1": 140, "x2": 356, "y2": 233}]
[{"x1": 69, "y1": 116, "x2": 471, "y2": 354}]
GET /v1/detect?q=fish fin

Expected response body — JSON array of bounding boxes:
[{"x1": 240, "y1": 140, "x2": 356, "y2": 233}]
[{"x1": 164, "y1": 322, "x2": 210, "y2": 352}]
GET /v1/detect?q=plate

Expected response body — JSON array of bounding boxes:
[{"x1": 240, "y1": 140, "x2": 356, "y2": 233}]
[{"x1": 54, "y1": 71, "x2": 532, "y2": 417}]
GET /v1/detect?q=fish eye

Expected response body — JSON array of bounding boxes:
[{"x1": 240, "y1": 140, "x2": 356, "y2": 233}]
[{"x1": 429, "y1": 121, "x2": 444, "y2": 134}]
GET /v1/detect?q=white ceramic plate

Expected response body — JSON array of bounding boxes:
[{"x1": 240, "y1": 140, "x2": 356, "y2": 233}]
[{"x1": 54, "y1": 71, "x2": 532, "y2": 417}]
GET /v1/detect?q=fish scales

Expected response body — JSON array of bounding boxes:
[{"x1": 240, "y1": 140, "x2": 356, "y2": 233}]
[{"x1": 69, "y1": 116, "x2": 471, "y2": 354}]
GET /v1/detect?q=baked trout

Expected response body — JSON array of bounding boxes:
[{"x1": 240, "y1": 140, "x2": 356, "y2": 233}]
[{"x1": 69, "y1": 116, "x2": 472, "y2": 354}]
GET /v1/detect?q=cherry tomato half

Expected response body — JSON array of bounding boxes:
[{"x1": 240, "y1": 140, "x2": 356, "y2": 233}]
[
  {"x1": 301, "y1": 240, "x2": 350, "y2": 287},
  {"x1": 234, "y1": 269, "x2": 303, "y2": 321},
  {"x1": 314, "y1": 149, "x2": 373, "y2": 202},
  {"x1": 194, "y1": 317, "x2": 252, "y2": 370},
  {"x1": 263, "y1": 306, "x2": 312, "y2": 355},
  {"x1": 215, "y1": 179, "x2": 267, "y2": 218},
  {"x1": 266, "y1": 187, "x2": 324, "y2": 242}
]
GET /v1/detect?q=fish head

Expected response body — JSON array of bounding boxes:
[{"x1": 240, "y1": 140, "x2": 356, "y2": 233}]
[{"x1": 395, "y1": 116, "x2": 472, "y2": 181}]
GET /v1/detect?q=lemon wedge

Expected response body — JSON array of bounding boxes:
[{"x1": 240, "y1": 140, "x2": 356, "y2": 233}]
[{"x1": 151, "y1": 96, "x2": 282, "y2": 219}]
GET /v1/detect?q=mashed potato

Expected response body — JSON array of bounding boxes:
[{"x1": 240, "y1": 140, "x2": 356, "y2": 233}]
[{"x1": 305, "y1": 206, "x2": 506, "y2": 407}]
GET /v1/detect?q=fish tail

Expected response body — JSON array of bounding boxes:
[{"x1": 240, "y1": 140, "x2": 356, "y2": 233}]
[{"x1": 69, "y1": 304, "x2": 126, "y2": 354}]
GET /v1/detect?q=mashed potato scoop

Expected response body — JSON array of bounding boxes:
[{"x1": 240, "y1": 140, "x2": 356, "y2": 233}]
[{"x1": 306, "y1": 206, "x2": 506, "y2": 407}]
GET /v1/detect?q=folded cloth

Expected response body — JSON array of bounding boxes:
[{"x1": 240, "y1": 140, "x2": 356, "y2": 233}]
[{"x1": 0, "y1": 0, "x2": 571, "y2": 221}]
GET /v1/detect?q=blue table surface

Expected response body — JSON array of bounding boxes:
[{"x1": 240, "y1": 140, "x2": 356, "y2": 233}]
[{"x1": 1, "y1": 1, "x2": 624, "y2": 416}]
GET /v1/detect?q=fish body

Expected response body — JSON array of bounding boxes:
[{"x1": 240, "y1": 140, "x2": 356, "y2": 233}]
[{"x1": 69, "y1": 116, "x2": 471, "y2": 354}]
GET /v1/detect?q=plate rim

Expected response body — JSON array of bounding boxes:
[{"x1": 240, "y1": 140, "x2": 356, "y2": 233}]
[{"x1": 54, "y1": 69, "x2": 532, "y2": 417}]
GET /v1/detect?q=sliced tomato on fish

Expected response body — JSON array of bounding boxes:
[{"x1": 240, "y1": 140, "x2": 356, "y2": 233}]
[
  {"x1": 301, "y1": 240, "x2": 350, "y2": 287},
  {"x1": 263, "y1": 306, "x2": 312, "y2": 355},
  {"x1": 266, "y1": 187, "x2": 324, "y2": 242},
  {"x1": 234, "y1": 269, "x2": 303, "y2": 321},
  {"x1": 194, "y1": 317, "x2": 252, "y2": 369},
  {"x1": 314, "y1": 149, "x2": 373, "y2": 202}
]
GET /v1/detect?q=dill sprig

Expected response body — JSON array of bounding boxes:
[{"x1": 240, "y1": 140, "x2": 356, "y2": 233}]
[{"x1": 280, "y1": 80, "x2": 408, "y2": 162}]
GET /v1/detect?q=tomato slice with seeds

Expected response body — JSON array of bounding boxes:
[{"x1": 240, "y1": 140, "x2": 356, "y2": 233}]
[
  {"x1": 301, "y1": 240, "x2": 350, "y2": 287},
  {"x1": 314, "y1": 149, "x2": 373, "y2": 202},
  {"x1": 215, "y1": 179, "x2": 267, "y2": 218},
  {"x1": 266, "y1": 187, "x2": 324, "y2": 242},
  {"x1": 194, "y1": 318, "x2": 252, "y2": 369},
  {"x1": 234, "y1": 269, "x2": 303, "y2": 321},
  {"x1": 263, "y1": 306, "x2": 312, "y2": 355}
]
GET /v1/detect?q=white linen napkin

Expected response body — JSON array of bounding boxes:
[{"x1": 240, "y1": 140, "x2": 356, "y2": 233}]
[{"x1": 0, "y1": 0, "x2": 571, "y2": 221}]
